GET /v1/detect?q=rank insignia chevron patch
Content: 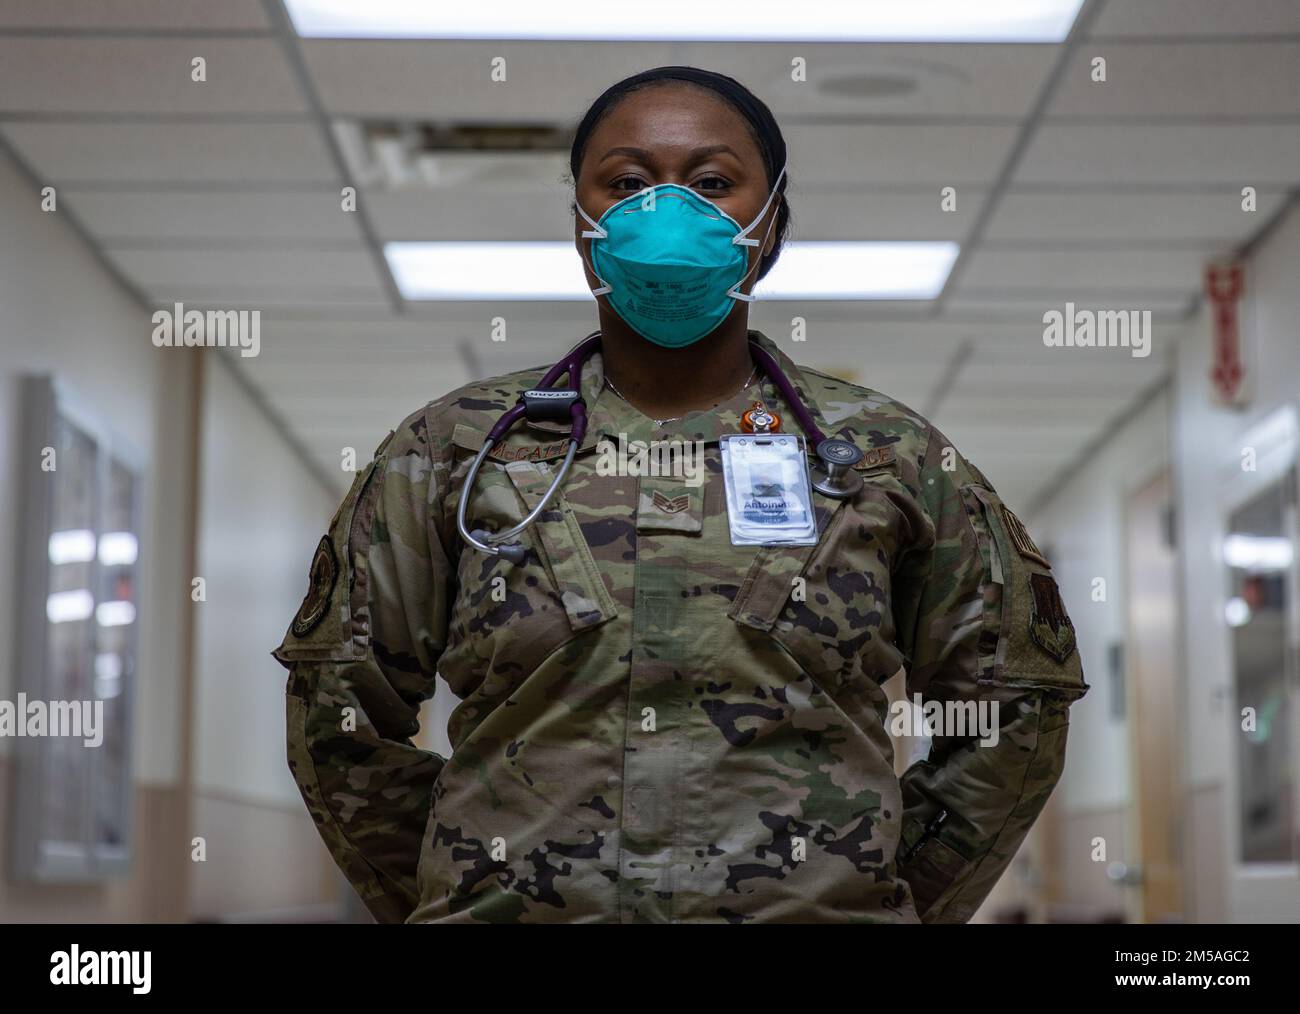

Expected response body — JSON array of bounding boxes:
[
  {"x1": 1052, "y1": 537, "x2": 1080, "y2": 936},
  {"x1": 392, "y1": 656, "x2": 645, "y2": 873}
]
[{"x1": 651, "y1": 490, "x2": 691, "y2": 515}]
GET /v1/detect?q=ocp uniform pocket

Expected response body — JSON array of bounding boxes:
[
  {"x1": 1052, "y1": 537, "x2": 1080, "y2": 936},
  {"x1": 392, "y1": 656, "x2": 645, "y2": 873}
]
[
  {"x1": 728, "y1": 461, "x2": 915, "y2": 693},
  {"x1": 445, "y1": 419, "x2": 618, "y2": 637},
  {"x1": 504, "y1": 459, "x2": 618, "y2": 632},
  {"x1": 439, "y1": 446, "x2": 573, "y2": 691}
]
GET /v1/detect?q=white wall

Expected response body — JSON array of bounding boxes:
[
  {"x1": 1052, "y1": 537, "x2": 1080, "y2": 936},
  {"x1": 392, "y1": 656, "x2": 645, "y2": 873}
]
[
  {"x1": 191, "y1": 359, "x2": 334, "y2": 806},
  {"x1": 187, "y1": 358, "x2": 342, "y2": 919},
  {"x1": 1031, "y1": 387, "x2": 1172, "y2": 816},
  {"x1": 0, "y1": 150, "x2": 188, "y2": 786}
]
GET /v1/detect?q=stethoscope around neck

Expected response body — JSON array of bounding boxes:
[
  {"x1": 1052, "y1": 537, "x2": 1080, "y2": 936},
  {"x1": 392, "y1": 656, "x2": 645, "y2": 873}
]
[{"x1": 456, "y1": 332, "x2": 867, "y2": 564}]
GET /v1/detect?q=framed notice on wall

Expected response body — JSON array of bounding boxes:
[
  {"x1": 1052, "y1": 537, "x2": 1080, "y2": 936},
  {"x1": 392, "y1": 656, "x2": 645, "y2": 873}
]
[{"x1": 9, "y1": 376, "x2": 143, "y2": 882}]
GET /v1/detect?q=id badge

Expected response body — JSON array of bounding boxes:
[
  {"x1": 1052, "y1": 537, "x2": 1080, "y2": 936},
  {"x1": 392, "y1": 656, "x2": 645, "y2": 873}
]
[{"x1": 719, "y1": 434, "x2": 818, "y2": 546}]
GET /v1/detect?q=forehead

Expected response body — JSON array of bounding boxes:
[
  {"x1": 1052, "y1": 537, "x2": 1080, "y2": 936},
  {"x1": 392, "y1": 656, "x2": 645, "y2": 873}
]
[{"x1": 583, "y1": 83, "x2": 765, "y2": 165}]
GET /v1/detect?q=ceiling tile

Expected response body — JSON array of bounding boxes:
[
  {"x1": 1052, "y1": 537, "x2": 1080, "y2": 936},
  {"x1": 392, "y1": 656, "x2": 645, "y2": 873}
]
[
  {"x1": 1089, "y1": 0, "x2": 1300, "y2": 38},
  {"x1": 0, "y1": 121, "x2": 338, "y2": 181},
  {"x1": 676, "y1": 42, "x2": 1057, "y2": 118},
  {"x1": 984, "y1": 189, "x2": 1287, "y2": 243},
  {"x1": 938, "y1": 391, "x2": 1135, "y2": 419},
  {"x1": 0, "y1": 39, "x2": 306, "y2": 114},
  {"x1": 366, "y1": 184, "x2": 574, "y2": 241},
  {"x1": 956, "y1": 358, "x2": 1167, "y2": 392},
  {"x1": 301, "y1": 39, "x2": 680, "y2": 119},
  {"x1": 0, "y1": 0, "x2": 270, "y2": 30},
  {"x1": 67, "y1": 190, "x2": 362, "y2": 240},
  {"x1": 1049, "y1": 43, "x2": 1300, "y2": 117},
  {"x1": 238, "y1": 363, "x2": 455, "y2": 399},
  {"x1": 943, "y1": 293, "x2": 1192, "y2": 321},
  {"x1": 785, "y1": 188, "x2": 985, "y2": 240},
  {"x1": 784, "y1": 123, "x2": 1018, "y2": 184},
  {"x1": 1014, "y1": 123, "x2": 1300, "y2": 185},
  {"x1": 956, "y1": 247, "x2": 1211, "y2": 291},
  {"x1": 970, "y1": 322, "x2": 1185, "y2": 360},
  {"x1": 933, "y1": 419, "x2": 1099, "y2": 445},
  {"x1": 115, "y1": 246, "x2": 383, "y2": 288},
  {"x1": 146, "y1": 290, "x2": 392, "y2": 311}
]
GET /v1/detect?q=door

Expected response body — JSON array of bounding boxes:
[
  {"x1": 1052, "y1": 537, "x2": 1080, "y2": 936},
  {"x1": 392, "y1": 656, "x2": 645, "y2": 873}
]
[{"x1": 1126, "y1": 469, "x2": 1184, "y2": 921}]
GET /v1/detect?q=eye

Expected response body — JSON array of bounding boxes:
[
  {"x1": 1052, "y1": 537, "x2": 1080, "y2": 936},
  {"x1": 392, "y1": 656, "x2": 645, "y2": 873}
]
[
  {"x1": 693, "y1": 174, "x2": 732, "y2": 193},
  {"x1": 610, "y1": 175, "x2": 649, "y2": 193}
]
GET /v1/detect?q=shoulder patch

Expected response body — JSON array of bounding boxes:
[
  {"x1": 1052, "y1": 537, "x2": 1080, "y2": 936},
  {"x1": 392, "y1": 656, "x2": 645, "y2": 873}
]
[
  {"x1": 1000, "y1": 503, "x2": 1050, "y2": 568},
  {"x1": 1028, "y1": 573, "x2": 1076, "y2": 664},
  {"x1": 291, "y1": 535, "x2": 338, "y2": 638}
]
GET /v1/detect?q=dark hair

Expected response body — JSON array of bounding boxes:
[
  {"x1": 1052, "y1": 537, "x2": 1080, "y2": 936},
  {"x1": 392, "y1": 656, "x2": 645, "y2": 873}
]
[{"x1": 570, "y1": 66, "x2": 791, "y2": 280}]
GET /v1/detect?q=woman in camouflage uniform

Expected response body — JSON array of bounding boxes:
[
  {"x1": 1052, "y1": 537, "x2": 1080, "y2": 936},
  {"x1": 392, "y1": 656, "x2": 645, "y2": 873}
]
[{"x1": 275, "y1": 67, "x2": 1088, "y2": 924}]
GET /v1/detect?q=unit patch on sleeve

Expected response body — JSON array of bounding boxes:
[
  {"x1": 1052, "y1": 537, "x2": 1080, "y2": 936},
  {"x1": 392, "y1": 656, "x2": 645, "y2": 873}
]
[
  {"x1": 1028, "y1": 572, "x2": 1077, "y2": 664},
  {"x1": 291, "y1": 535, "x2": 338, "y2": 638}
]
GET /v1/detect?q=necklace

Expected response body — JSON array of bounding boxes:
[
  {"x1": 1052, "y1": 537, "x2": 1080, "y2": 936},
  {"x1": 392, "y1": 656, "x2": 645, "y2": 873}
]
[{"x1": 604, "y1": 365, "x2": 759, "y2": 427}]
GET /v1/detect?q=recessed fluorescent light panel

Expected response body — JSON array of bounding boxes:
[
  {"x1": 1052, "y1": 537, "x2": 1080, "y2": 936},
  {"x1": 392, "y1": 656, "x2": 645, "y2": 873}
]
[
  {"x1": 385, "y1": 241, "x2": 958, "y2": 301},
  {"x1": 287, "y1": 1, "x2": 1083, "y2": 42},
  {"x1": 758, "y1": 242, "x2": 958, "y2": 300}
]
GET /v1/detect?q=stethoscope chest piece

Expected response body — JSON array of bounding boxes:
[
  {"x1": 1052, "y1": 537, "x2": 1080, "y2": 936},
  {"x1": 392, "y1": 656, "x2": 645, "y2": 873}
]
[{"x1": 810, "y1": 438, "x2": 864, "y2": 500}]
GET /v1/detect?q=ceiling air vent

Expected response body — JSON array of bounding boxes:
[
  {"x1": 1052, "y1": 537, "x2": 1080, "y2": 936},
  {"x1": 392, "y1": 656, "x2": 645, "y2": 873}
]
[{"x1": 333, "y1": 120, "x2": 575, "y2": 189}]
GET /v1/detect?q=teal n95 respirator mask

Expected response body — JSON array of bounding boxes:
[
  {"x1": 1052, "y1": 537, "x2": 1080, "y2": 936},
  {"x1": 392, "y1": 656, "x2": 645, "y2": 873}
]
[{"x1": 576, "y1": 166, "x2": 786, "y2": 349}]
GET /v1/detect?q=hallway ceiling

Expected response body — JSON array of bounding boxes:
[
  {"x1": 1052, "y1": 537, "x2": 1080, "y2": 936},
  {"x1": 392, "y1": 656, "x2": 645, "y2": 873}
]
[{"x1": 2, "y1": 0, "x2": 1298, "y2": 510}]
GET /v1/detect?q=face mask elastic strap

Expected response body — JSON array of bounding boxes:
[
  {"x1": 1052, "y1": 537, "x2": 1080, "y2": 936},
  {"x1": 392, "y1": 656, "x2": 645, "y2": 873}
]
[
  {"x1": 733, "y1": 163, "x2": 788, "y2": 248},
  {"x1": 726, "y1": 186, "x2": 784, "y2": 302},
  {"x1": 584, "y1": 241, "x2": 612, "y2": 296},
  {"x1": 574, "y1": 199, "x2": 615, "y2": 293},
  {"x1": 576, "y1": 200, "x2": 608, "y2": 240}
]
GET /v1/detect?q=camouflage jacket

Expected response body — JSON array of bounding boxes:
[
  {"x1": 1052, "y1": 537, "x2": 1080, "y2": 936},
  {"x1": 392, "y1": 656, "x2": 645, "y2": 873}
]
[{"x1": 273, "y1": 330, "x2": 1088, "y2": 924}]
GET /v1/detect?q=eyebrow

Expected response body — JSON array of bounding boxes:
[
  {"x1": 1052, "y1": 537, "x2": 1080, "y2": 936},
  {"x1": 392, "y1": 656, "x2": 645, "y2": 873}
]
[{"x1": 596, "y1": 144, "x2": 742, "y2": 166}]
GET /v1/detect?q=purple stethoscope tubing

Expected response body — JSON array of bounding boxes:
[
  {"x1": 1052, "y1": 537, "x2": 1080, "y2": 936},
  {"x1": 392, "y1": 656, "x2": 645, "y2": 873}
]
[
  {"x1": 745, "y1": 338, "x2": 827, "y2": 447},
  {"x1": 458, "y1": 333, "x2": 599, "y2": 560}
]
